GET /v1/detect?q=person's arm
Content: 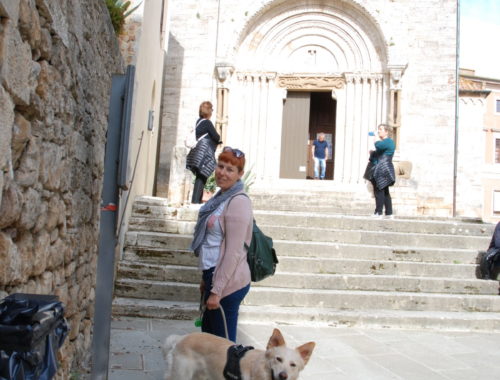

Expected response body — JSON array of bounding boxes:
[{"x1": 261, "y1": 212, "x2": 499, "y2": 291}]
[
  {"x1": 209, "y1": 195, "x2": 252, "y2": 301},
  {"x1": 374, "y1": 139, "x2": 389, "y2": 153},
  {"x1": 311, "y1": 142, "x2": 315, "y2": 157},
  {"x1": 375, "y1": 138, "x2": 395, "y2": 155}
]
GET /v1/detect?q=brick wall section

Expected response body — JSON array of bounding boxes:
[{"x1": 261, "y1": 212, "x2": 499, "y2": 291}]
[{"x1": 0, "y1": 0, "x2": 123, "y2": 376}]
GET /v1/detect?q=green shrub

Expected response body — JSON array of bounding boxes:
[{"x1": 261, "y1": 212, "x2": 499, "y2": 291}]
[
  {"x1": 204, "y1": 173, "x2": 217, "y2": 193},
  {"x1": 242, "y1": 167, "x2": 255, "y2": 193},
  {"x1": 201, "y1": 167, "x2": 255, "y2": 194},
  {"x1": 105, "y1": 0, "x2": 142, "y2": 34}
]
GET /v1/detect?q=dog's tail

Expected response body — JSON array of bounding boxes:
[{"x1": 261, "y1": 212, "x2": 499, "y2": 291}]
[
  {"x1": 162, "y1": 334, "x2": 184, "y2": 379},
  {"x1": 162, "y1": 334, "x2": 183, "y2": 359}
]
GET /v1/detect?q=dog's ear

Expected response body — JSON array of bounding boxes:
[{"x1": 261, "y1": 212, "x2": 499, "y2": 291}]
[
  {"x1": 296, "y1": 342, "x2": 315, "y2": 365},
  {"x1": 266, "y1": 328, "x2": 286, "y2": 349}
]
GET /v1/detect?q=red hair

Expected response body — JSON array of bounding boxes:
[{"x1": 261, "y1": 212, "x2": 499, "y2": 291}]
[
  {"x1": 218, "y1": 151, "x2": 245, "y2": 172},
  {"x1": 199, "y1": 101, "x2": 213, "y2": 118}
]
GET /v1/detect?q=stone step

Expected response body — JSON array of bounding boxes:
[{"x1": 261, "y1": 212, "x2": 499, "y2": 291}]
[
  {"x1": 114, "y1": 279, "x2": 500, "y2": 313},
  {"x1": 262, "y1": 225, "x2": 489, "y2": 250},
  {"x1": 123, "y1": 241, "x2": 481, "y2": 265},
  {"x1": 118, "y1": 255, "x2": 480, "y2": 281},
  {"x1": 254, "y1": 212, "x2": 493, "y2": 237},
  {"x1": 278, "y1": 257, "x2": 478, "y2": 279},
  {"x1": 274, "y1": 241, "x2": 481, "y2": 264},
  {"x1": 128, "y1": 209, "x2": 494, "y2": 238},
  {"x1": 125, "y1": 226, "x2": 489, "y2": 253},
  {"x1": 116, "y1": 261, "x2": 498, "y2": 295},
  {"x1": 112, "y1": 297, "x2": 500, "y2": 332},
  {"x1": 118, "y1": 196, "x2": 499, "y2": 331}
]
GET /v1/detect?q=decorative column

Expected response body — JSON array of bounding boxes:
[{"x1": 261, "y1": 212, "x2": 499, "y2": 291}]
[
  {"x1": 388, "y1": 64, "x2": 407, "y2": 149},
  {"x1": 214, "y1": 63, "x2": 234, "y2": 146}
]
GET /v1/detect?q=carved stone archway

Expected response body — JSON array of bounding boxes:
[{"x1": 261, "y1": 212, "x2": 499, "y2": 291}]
[{"x1": 222, "y1": 0, "x2": 396, "y2": 184}]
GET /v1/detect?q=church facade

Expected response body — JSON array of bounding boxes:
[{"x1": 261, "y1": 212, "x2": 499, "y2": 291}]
[{"x1": 156, "y1": 0, "x2": 467, "y2": 217}]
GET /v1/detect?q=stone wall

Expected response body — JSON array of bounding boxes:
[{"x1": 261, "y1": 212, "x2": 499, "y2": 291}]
[{"x1": 0, "y1": 0, "x2": 123, "y2": 377}]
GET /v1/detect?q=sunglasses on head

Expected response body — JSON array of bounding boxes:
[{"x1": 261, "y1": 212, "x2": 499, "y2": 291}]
[{"x1": 223, "y1": 146, "x2": 245, "y2": 158}]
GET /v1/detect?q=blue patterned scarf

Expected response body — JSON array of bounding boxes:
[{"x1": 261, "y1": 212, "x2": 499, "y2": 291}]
[{"x1": 190, "y1": 180, "x2": 244, "y2": 255}]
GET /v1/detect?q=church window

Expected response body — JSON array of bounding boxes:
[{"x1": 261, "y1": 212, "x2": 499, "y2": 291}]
[
  {"x1": 496, "y1": 99, "x2": 500, "y2": 113},
  {"x1": 493, "y1": 191, "x2": 500, "y2": 213},
  {"x1": 495, "y1": 137, "x2": 500, "y2": 164}
]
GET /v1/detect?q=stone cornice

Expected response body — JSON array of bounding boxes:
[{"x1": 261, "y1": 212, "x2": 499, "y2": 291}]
[
  {"x1": 236, "y1": 72, "x2": 277, "y2": 81},
  {"x1": 276, "y1": 75, "x2": 345, "y2": 89}
]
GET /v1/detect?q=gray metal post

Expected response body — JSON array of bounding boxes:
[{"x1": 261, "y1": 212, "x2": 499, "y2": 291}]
[
  {"x1": 453, "y1": 0, "x2": 460, "y2": 217},
  {"x1": 91, "y1": 66, "x2": 134, "y2": 380}
]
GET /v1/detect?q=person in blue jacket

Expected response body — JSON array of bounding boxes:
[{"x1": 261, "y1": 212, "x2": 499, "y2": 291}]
[{"x1": 369, "y1": 124, "x2": 395, "y2": 218}]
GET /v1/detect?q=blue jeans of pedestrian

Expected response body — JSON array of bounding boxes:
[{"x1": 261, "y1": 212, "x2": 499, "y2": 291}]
[
  {"x1": 313, "y1": 157, "x2": 326, "y2": 179},
  {"x1": 201, "y1": 267, "x2": 250, "y2": 342}
]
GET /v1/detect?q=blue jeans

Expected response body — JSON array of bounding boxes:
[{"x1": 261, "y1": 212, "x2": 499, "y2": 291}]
[
  {"x1": 201, "y1": 267, "x2": 250, "y2": 342},
  {"x1": 313, "y1": 157, "x2": 326, "y2": 179}
]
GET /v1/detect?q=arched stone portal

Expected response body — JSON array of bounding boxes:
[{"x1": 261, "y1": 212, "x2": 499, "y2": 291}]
[{"x1": 221, "y1": 0, "x2": 396, "y2": 184}]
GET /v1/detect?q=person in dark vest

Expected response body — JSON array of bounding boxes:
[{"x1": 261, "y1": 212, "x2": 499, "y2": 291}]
[
  {"x1": 488, "y1": 222, "x2": 500, "y2": 251},
  {"x1": 480, "y1": 221, "x2": 500, "y2": 279},
  {"x1": 191, "y1": 101, "x2": 221, "y2": 203},
  {"x1": 370, "y1": 124, "x2": 396, "y2": 218}
]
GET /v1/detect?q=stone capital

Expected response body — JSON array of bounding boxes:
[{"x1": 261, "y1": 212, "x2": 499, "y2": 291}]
[
  {"x1": 387, "y1": 64, "x2": 407, "y2": 90},
  {"x1": 214, "y1": 62, "x2": 234, "y2": 85}
]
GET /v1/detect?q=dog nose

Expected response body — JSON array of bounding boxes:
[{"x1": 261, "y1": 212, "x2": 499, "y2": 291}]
[{"x1": 279, "y1": 372, "x2": 288, "y2": 380}]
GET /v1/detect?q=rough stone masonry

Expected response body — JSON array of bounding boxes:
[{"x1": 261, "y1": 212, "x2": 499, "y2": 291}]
[{"x1": 0, "y1": 0, "x2": 123, "y2": 377}]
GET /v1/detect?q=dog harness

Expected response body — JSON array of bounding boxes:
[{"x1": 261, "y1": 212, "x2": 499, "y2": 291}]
[{"x1": 223, "y1": 344, "x2": 254, "y2": 380}]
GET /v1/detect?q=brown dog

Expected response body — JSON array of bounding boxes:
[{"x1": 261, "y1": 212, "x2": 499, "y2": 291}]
[{"x1": 162, "y1": 328, "x2": 315, "y2": 380}]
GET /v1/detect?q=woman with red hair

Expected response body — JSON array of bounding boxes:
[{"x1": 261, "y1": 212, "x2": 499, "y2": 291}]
[{"x1": 190, "y1": 147, "x2": 253, "y2": 342}]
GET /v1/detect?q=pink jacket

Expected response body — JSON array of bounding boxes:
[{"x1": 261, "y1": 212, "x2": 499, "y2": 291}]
[{"x1": 211, "y1": 192, "x2": 253, "y2": 299}]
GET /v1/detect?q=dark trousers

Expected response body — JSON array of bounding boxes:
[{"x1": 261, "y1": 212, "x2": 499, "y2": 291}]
[
  {"x1": 201, "y1": 267, "x2": 250, "y2": 342},
  {"x1": 372, "y1": 181, "x2": 393, "y2": 215},
  {"x1": 192, "y1": 174, "x2": 207, "y2": 204}
]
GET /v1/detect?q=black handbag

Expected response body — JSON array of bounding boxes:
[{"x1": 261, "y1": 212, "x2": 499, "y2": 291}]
[
  {"x1": 363, "y1": 161, "x2": 375, "y2": 181},
  {"x1": 186, "y1": 138, "x2": 216, "y2": 178}
]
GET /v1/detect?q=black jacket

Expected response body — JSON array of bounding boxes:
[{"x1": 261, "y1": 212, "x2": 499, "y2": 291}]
[
  {"x1": 196, "y1": 118, "x2": 220, "y2": 152},
  {"x1": 372, "y1": 155, "x2": 395, "y2": 190},
  {"x1": 489, "y1": 222, "x2": 500, "y2": 250},
  {"x1": 186, "y1": 119, "x2": 221, "y2": 179}
]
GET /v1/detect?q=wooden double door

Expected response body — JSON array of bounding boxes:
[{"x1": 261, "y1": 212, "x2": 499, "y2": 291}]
[{"x1": 280, "y1": 91, "x2": 336, "y2": 179}]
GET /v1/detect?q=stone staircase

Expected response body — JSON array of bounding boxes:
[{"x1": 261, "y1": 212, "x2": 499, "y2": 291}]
[{"x1": 112, "y1": 194, "x2": 500, "y2": 331}]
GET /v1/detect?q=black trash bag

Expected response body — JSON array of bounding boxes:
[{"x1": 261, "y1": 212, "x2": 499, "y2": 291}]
[{"x1": 0, "y1": 294, "x2": 68, "y2": 380}]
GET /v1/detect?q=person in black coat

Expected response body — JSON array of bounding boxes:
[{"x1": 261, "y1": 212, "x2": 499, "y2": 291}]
[
  {"x1": 480, "y1": 221, "x2": 500, "y2": 279},
  {"x1": 191, "y1": 101, "x2": 221, "y2": 203},
  {"x1": 370, "y1": 124, "x2": 396, "y2": 218}
]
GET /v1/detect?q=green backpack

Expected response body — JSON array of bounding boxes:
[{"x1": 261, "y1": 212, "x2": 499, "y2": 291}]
[
  {"x1": 245, "y1": 219, "x2": 279, "y2": 282},
  {"x1": 228, "y1": 195, "x2": 279, "y2": 282}
]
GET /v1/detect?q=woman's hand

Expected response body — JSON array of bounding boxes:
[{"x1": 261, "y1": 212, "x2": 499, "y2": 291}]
[{"x1": 206, "y1": 292, "x2": 221, "y2": 310}]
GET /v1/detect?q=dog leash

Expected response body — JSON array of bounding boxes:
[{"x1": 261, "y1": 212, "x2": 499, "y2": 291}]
[{"x1": 196, "y1": 293, "x2": 229, "y2": 340}]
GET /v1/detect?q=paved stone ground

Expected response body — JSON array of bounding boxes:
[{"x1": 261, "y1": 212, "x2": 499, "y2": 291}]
[{"x1": 107, "y1": 316, "x2": 500, "y2": 379}]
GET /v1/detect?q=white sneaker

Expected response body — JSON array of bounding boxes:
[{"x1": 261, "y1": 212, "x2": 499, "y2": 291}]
[
  {"x1": 384, "y1": 215, "x2": 394, "y2": 219},
  {"x1": 371, "y1": 213, "x2": 382, "y2": 218}
]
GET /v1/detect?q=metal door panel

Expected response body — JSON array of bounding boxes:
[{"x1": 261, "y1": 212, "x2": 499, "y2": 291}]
[{"x1": 280, "y1": 92, "x2": 310, "y2": 179}]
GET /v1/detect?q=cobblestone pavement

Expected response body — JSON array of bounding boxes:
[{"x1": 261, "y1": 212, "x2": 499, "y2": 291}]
[{"x1": 108, "y1": 317, "x2": 500, "y2": 380}]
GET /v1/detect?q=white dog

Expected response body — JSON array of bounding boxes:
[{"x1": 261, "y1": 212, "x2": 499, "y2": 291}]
[{"x1": 162, "y1": 328, "x2": 315, "y2": 380}]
